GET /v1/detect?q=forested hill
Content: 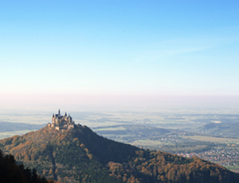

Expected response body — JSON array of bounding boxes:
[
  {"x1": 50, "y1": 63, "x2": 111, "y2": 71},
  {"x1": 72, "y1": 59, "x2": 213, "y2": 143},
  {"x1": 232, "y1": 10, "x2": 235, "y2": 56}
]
[
  {"x1": 0, "y1": 124, "x2": 239, "y2": 183},
  {"x1": 0, "y1": 149, "x2": 58, "y2": 183}
]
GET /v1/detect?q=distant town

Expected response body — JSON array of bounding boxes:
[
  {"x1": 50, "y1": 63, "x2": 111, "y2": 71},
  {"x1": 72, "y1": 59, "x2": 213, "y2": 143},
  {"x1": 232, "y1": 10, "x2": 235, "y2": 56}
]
[{"x1": 178, "y1": 145, "x2": 239, "y2": 167}]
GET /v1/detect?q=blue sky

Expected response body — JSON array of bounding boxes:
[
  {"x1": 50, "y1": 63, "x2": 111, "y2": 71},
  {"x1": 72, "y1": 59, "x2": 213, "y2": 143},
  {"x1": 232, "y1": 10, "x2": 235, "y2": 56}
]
[{"x1": 0, "y1": 0, "x2": 239, "y2": 110}]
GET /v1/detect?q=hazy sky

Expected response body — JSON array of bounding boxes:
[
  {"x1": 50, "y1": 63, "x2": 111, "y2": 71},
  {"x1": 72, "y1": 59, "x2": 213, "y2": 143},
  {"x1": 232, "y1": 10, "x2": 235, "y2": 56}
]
[{"x1": 0, "y1": 1, "x2": 239, "y2": 110}]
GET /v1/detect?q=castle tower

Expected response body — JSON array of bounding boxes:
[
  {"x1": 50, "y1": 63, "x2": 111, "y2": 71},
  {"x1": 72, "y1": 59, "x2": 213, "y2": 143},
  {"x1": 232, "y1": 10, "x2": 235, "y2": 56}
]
[{"x1": 52, "y1": 114, "x2": 55, "y2": 124}]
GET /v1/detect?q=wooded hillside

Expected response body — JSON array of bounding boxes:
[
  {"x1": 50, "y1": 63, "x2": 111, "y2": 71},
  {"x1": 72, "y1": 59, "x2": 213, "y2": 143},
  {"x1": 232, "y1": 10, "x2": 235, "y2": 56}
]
[{"x1": 0, "y1": 124, "x2": 238, "y2": 183}]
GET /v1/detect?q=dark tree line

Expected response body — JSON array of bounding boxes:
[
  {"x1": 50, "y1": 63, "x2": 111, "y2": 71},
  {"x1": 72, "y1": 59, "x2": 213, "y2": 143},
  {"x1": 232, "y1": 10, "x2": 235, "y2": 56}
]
[{"x1": 0, "y1": 149, "x2": 57, "y2": 183}]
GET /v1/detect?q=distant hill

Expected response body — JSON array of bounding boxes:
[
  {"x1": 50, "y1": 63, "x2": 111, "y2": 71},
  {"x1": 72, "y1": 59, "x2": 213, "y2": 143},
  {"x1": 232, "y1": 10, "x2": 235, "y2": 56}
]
[
  {"x1": 93, "y1": 124, "x2": 170, "y2": 142},
  {"x1": 0, "y1": 124, "x2": 239, "y2": 183},
  {"x1": 198, "y1": 122, "x2": 239, "y2": 138},
  {"x1": 0, "y1": 122, "x2": 45, "y2": 132}
]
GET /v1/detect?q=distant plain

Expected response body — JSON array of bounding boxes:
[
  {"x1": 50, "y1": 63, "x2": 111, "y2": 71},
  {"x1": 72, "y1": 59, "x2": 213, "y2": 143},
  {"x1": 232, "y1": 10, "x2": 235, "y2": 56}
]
[{"x1": 1, "y1": 108, "x2": 239, "y2": 171}]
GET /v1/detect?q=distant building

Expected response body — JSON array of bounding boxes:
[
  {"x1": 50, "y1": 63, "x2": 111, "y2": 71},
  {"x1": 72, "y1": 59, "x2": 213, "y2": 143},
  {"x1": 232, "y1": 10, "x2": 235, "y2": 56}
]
[{"x1": 48, "y1": 109, "x2": 75, "y2": 130}]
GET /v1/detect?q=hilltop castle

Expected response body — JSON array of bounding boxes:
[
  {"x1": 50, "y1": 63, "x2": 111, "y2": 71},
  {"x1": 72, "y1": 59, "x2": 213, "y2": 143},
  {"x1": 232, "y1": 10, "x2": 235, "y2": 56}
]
[{"x1": 48, "y1": 109, "x2": 75, "y2": 130}]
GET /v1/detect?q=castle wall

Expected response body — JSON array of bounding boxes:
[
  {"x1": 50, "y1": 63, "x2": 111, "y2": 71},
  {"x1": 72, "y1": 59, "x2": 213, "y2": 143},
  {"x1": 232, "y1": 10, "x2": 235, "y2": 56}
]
[{"x1": 55, "y1": 126, "x2": 60, "y2": 130}]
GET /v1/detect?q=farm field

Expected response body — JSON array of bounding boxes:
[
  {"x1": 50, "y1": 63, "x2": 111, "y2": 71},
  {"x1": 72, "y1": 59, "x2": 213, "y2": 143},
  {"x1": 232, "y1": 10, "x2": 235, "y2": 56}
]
[
  {"x1": 183, "y1": 136, "x2": 239, "y2": 144},
  {"x1": 0, "y1": 130, "x2": 34, "y2": 139},
  {"x1": 131, "y1": 139, "x2": 163, "y2": 146}
]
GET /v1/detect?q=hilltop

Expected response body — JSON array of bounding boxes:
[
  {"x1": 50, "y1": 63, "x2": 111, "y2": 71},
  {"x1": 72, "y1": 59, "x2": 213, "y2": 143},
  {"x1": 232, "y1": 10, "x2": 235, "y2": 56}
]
[{"x1": 0, "y1": 123, "x2": 239, "y2": 183}]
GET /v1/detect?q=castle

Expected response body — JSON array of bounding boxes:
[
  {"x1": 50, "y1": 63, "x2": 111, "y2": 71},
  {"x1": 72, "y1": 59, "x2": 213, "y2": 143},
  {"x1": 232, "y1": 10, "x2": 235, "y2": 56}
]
[{"x1": 48, "y1": 109, "x2": 75, "y2": 130}]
